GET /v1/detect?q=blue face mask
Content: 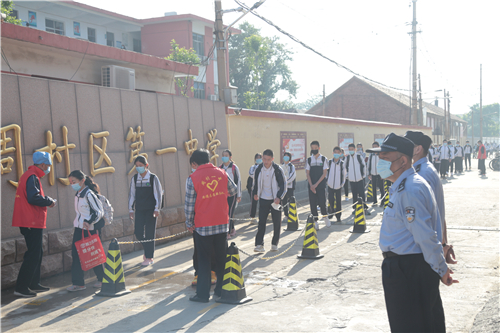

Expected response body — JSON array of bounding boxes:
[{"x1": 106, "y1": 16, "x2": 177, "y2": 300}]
[
  {"x1": 340, "y1": 154, "x2": 344, "y2": 158},
  {"x1": 256, "y1": 159, "x2": 263, "y2": 164},
  {"x1": 222, "y1": 156, "x2": 230, "y2": 163},
  {"x1": 191, "y1": 168, "x2": 196, "y2": 173},
  {"x1": 333, "y1": 153, "x2": 340, "y2": 159},
  {"x1": 44, "y1": 166, "x2": 51, "y2": 175},
  {"x1": 377, "y1": 159, "x2": 393, "y2": 179},
  {"x1": 136, "y1": 166, "x2": 146, "y2": 174},
  {"x1": 349, "y1": 150, "x2": 355, "y2": 155},
  {"x1": 283, "y1": 156, "x2": 290, "y2": 162},
  {"x1": 71, "y1": 183, "x2": 82, "y2": 191}
]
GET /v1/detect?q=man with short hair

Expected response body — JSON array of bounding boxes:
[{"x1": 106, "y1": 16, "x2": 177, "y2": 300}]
[
  {"x1": 346, "y1": 143, "x2": 370, "y2": 215},
  {"x1": 253, "y1": 149, "x2": 287, "y2": 253},
  {"x1": 438, "y1": 139, "x2": 454, "y2": 179},
  {"x1": 281, "y1": 151, "x2": 296, "y2": 220},
  {"x1": 185, "y1": 149, "x2": 238, "y2": 303},
  {"x1": 326, "y1": 147, "x2": 345, "y2": 223},
  {"x1": 367, "y1": 133, "x2": 458, "y2": 332},
  {"x1": 367, "y1": 141, "x2": 384, "y2": 207},
  {"x1": 305, "y1": 141, "x2": 330, "y2": 229},
  {"x1": 454, "y1": 142, "x2": 464, "y2": 174},
  {"x1": 12, "y1": 152, "x2": 56, "y2": 298},
  {"x1": 463, "y1": 140, "x2": 472, "y2": 171}
]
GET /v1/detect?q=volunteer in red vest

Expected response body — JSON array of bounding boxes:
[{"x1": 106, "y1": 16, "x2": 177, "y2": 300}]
[
  {"x1": 477, "y1": 140, "x2": 487, "y2": 176},
  {"x1": 185, "y1": 149, "x2": 238, "y2": 303},
  {"x1": 12, "y1": 152, "x2": 56, "y2": 298}
]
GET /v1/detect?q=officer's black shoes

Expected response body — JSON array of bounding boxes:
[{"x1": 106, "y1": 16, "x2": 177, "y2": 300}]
[
  {"x1": 14, "y1": 289, "x2": 37, "y2": 298},
  {"x1": 189, "y1": 295, "x2": 209, "y2": 303},
  {"x1": 29, "y1": 284, "x2": 50, "y2": 292}
]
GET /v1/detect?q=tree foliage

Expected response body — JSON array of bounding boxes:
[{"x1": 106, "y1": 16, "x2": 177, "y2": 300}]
[
  {"x1": 1, "y1": 1, "x2": 22, "y2": 25},
  {"x1": 165, "y1": 39, "x2": 200, "y2": 97},
  {"x1": 459, "y1": 103, "x2": 499, "y2": 138},
  {"x1": 229, "y1": 22, "x2": 298, "y2": 110}
]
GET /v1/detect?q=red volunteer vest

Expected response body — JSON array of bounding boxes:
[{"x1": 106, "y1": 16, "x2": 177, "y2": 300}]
[
  {"x1": 190, "y1": 163, "x2": 229, "y2": 228},
  {"x1": 12, "y1": 165, "x2": 48, "y2": 229},
  {"x1": 478, "y1": 144, "x2": 487, "y2": 159}
]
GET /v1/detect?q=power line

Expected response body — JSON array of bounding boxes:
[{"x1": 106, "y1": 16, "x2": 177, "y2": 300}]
[{"x1": 234, "y1": 0, "x2": 411, "y2": 92}]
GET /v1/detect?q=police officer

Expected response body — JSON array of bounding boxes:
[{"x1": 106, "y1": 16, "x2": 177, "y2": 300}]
[{"x1": 366, "y1": 133, "x2": 458, "y2": 333}]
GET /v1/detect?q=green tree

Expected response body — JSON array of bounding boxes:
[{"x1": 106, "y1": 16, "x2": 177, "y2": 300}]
[
  {"x1": 295, "y1": 94, "x2": 323, "y2": 111},
  {"x1": 165, "y1": 39, "x2": 200, "y2": 97},
  {"x1": 1, "y1": 1, "x2": 22, "y2": 25},
  {"x1": 229, "y1": 22, "x2": 298, "y2": 110},
  {"x1": 459, "y1": 103, "x2": 500, "y2": 138}
]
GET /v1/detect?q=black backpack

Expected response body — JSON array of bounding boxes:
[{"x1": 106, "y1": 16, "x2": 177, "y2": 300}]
[{"x1": 345, "y1": 154, "x2": 364, "y2": 175}]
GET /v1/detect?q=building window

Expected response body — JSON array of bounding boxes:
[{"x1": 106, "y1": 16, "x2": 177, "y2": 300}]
[
  {"x1": 11, "y1": 10, "x2": 18, "y2": 19},
  {"x1": 194, "y1": 82, "x2": 205, "y2": 99},
  {"x1": 106, "y1": 32, "x2": 114, "y2": 47},
  {"x1": 88, "y1": 28, "x2": 96, "y2": 42},
  {"x1": 45, "y1": 18, "x2": 65, "y2": 35},
  {"x1": 133, "y1": 38, "x2": 141, "y2": 53},
  {"x1": 193, "y1": 33, "x2": 204, "y2": 58}
]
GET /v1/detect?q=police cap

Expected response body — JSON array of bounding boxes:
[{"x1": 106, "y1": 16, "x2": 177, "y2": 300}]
[{"x1": 366, "y1": 133, "x2": 415, "y2": 158}]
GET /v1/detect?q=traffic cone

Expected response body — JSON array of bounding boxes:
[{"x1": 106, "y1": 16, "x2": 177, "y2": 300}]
[
  {"x1": 284, "y1": 196, "x2": 302, "y2": 231},
  {"x1": 297, "y1": 214, "x2": 324, "y2": 259},
  {"x1": 383, "y1": 180, "x2": 390, "y2": 210},
  {"x1": 96, "y1": 238, "x2": 131, "y2": 297},
  {"x1": 367, "y1": 182, "x2": 374, "y2": 202},
  {"x1": 217, "y1": 242, "x2": 252, "y2": 304},
  {"x1": 351, "y1": 199, "x2": 370, "y2": 233}
]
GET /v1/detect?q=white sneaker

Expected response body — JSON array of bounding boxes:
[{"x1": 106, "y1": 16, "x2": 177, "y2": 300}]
[
  {"x1": 270, "y1": 245, "x2": 278, "y2": 252},
  {"x1": 250, "y1": 218, "x2": 258, "y2": 225},
  {"x1": 324, "y1": 217, "x2": 331, "y2": 228},
  {"x1": 254, "y1": 245, "x2": 265, "y2": 253},
  {"x1": 314, "y1": 220, "x2": 319, "y2": 230},
  {"x1": 67, "y1": 285, "x2": 86, "y2": 292}
]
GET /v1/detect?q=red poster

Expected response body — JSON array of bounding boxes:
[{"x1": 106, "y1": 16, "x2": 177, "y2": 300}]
[
  {"x1": 338, "y1": 133, "x2": 354, "y2": 151},
  {"x1": 281, "y1": 131, "x2": 307, "y2": 170}
]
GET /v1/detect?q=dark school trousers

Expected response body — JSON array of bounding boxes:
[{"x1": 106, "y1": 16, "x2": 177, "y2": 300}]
[
  {"x1": 247, "y1": 188, "x2": 258, "y2": 218},
  {"x1": 478, "y1": 159, "x2": 486, "y2": 175},
  {"x1": 193, "y1": 231, "x2": 227, "y2": 300},
  {"x1": 440, "y1": 160, "x2": 449, "y2": 177},
  {"x1": 382, "y1": 253, "x2": 445, "y2": 333},
  {"x1": 433, "y1": 162, "x2": 440, "y2": 173},
  {"x1": 350, "y1": 180, "x2": 367, "y2": 209},
  {"x1": 227, "y1": 196, "x2": 237, "y2": 232},
  {"x1": 370, "y1": 175, "x2": 384, "y2": 203},
  {"x1": 134, "y1": 210, "x2": 157, "y2": 259},
  {"x1": 308, "y1": 185, "x2": 327, "y2": 219},
  {"x1": 449, "y1": 157, "x2": 454, "y2": 173},
  {"x1": 71, "y1": 227, "x2": 104, "y2": 286},
  {"x1": 327, "y1": 187, "x2": 342, "y2": 220},
  {"x1": 16, "y1": 227, "x2": 44, "y2": 291},
  {"x1": 343, "y1": 181, "x2": 349, "y2": 197},
  {"x1": 255, "y1": 198, "x2": 282, "y2": 246},
  {"x1": 282, "y1": 188, "x2": 294, "y2": 217},
  {"x1": 464, "y1": 154, "x2": 471, "y2": 169},
  {"x1": 455, "y1": 157, "x2": 463, "y2": 173},
  {"x1": 192, "y1": 233, "x2": 216, "y2": 276}
]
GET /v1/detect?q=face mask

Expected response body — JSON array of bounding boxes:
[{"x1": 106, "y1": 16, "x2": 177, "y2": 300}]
[
  {"x1": 310, "y1": 149, "x2": 319, "y2": 155},
  {"x1": 222, "y1": 156, "x2": 230, "y2": 163},
  {"x1": 349, "y1": 150, "x2": 355, "y2": 155},
  {"x1": 340, "y1": 154, "x2": 344, "y2": 158},
  {"x1": 191, "y1": 168, "x2": 196, "y2": 173},
  {"x1": 136, "y1": 166, "x2": 146, "y2": 174},
  {"x1": 377, "y1": 159, "x2": 394, "y2": 179},
  {"x1": 283, "y1": 156, "x2": 290, "y2": 162},
  {"x1": 357, "y1": 148, "x2": 362, "y2": 152},
  {"x1": 333, "y1": 153, "x2": 340, "y2": 159},
  {"x1": 448, "y1": 143, "x2": 452, "y2": 146},
  {"x1": 256, "y1": 159, "x2": 262, "y2": 164},
  {"x1": 44, "y1": 166, "x2": 51, "y2": 175},
  {"x1": 71, "y1": 183, "x2": 82, "y2": 191}
]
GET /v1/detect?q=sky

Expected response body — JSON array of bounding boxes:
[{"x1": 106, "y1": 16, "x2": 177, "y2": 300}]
[{"x1": 77, "y1": 0, "x2": 499, "y2": 115}]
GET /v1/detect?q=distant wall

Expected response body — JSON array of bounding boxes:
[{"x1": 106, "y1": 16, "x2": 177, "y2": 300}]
[{"x1": 1, "y1": 73, "x2": 228, "y2": 288}]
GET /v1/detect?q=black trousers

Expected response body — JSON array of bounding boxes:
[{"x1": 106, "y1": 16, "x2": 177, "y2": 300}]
[
  {"x1": 478, "y1": 159, "x2": 486, "y2": 174},
  {"x1": 433, "y1": 162, "x2": 440, "y2": 172},
  {"x1": 350, "y1": 180, "x2": 367, "y2": 209},
  {"x1": 343, "y1": 180, "x2": 349, "y2": 197},
  {"x1": 308, "y1": 186, "x2": 327, "y2": 218},
  {"x1": 454, "y1": 157, "x2": 463, "y2": 173},
  {"x1": 247, "y1": 188, "x2": 258, "y2": 218},
  {"x1": 16, "y1": 227, "x2": 44, "y2": 291},
  {"x1": 282, "y1": 188, "x2": 294, "y2": 217},
  {"x1": 464, "y1": 154, "x2": 471, "y2": 169},
  {"x1": 192, "y1": 233, "x2": 217, "y2": 277},
  {"x1": 227, "y1": 196, "x2": 237, "y2": 232},
  {"x1": 255, "y1": 199, "x2": 282, "y2": 246},
  {"x1": 327, "y1": 187, "x2": 342, "y2": 220},
  {"x1": 134, "y1": 210, "x2": 157, "y2": 258},
  {"x1": 382, "y1": 254, "x2": 445, "y2": 333},
  {"x1": 449, "y1": 158, "x2": 454, "y2": 173},
  {"x1": 193, "y1": 231, "x2": 227, "y2": 300},
  {"x1": 71, "y1": 227, "x2": 104, "y2": 286},
  {"x1": 370, "y1": 175, "x2": 384, "y2": 203},
  {"x1": 440, "y1": 160, "x2": 449, "y2": 177}
]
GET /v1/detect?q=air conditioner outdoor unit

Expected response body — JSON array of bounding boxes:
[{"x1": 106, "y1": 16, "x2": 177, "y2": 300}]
[
  {"x1": 101, "y1": 65, "x2": 135, "y2": 90},
  {"x1": 209, "y1": 94, "x2": 218, "y2": 101}
]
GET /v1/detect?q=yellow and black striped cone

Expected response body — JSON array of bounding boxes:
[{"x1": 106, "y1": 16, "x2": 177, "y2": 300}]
[
  {"x1": 96, "y1": 238, "x2": 131, "y2": 297},
  {"x1": 367, "y1": 182, "x2": 374, "y2": 202},
  {"x1": 383, "y1": 180, "x2": 390, "y2": 210},
  {"x1": 351, "y1": 199, "x2": 370, "y2": 233},
  {"x1": 284, "y1": 196, "x2": 302, "y2": 231},
  {"x1": 217, "y1": 242, "x2": 252, "y2": 304},
  {"x1": 297, "y1": 214, "x2": 324, "y2": 259}
]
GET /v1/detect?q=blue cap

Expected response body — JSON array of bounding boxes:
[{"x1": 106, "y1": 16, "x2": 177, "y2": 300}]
[{"x1": 33, "y1": 151, "x2": 52, "y2": 165}]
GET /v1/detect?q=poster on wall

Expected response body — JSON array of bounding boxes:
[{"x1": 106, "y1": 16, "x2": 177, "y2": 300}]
[
  {"x1": 28, "y1": 11, "x2": 37, "y2": 27},
  {"x1": 73, "y1": 22, "x2": 81, "y2": 36},
  {"x1": 374, "y1": 134, "x2": 385, "y2": 146},
  {"x1": 281, "y1": 131, "x2": 307, "y2": 170},
  {"x1": 338, "y1": 133, "x2": 354, "y2": 151}
]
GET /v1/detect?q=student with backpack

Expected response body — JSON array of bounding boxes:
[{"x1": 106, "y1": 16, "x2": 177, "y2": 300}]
[
  {"x1": 247, "y1": 153, "x2": 262, "y2": 225},
  {"x1": 128, "y1": 156, "x2": 163, "y2": 266},
  {"x1": 281, "y1": 152, "x2": 296, "y2": 220},
  {"x1": 67, "y1": 170, "x2": 104, "y2": 291},
  {"x1": 341, "y1": 149, "x2": 350, "y2": 201},
  {"x1": 367, "y1": 141, "x2": 384, "y2": 207},
  {"x1": 345, "y1": 143, "x2": 370, "y2": 215},
  {"x1": 220, "y1": 149, "x2": 241, "y2": 239},
  {"x1": 326, "y1": 147, "x2": 346, "y2": 223},
  {"x1": 306, "y1": 141, "x2": 330, "y2": 229}
]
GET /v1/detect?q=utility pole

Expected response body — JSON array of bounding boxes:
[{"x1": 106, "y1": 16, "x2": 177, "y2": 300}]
[
  {"x1": 443, "y1": 89, "x2": 447, "y2": 138},
  {"x1": 480, "y1": 64, "x2": 483, "y2": 141},
  {"x1": 410, "y1": 0, "x2": 418, "y2": 125},
  {"x1": 418, "y1": 74, "x2": 422, "y2": 126},
  {"x1": 447, "y1": 92, "x2": 451, "y2": 140},
  {"x1": 215, "y1": 0, "x2": 228, "y2": 103},
  {"x1": 471, "y1": 107, "x2": 474, "y2": 144},
  {"x1": 322, "y1": 84, "x2": 325, "y2": 117}
]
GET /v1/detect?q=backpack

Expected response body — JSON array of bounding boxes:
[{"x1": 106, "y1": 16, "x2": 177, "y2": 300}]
[
  {"x1": 220, "y1": 163, "x2": 239, "y2": 189},
  {"x1": 97, "y1": 194, "x2": 114, "y2": 225},
  {"x1": 328, "y1": 159, "x2": 344, "y2": 186},
  {"x1": 345, "y1": 154, "x2": 364, "y2": 175},
  {"x1": 307, "y1": 155, "x2": 326, "y2": 167}
]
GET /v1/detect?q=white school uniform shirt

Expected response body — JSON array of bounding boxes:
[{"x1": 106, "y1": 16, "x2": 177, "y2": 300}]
[
  {"x1": 454, "y1": 146, "x2": 464, "y2": 158},
  {"x1": 346, "y1": 153, "x2": 366, "y2": 182},
  {"x1": 367, "y1": 153, "x2": 379, "y2": 176},
  {"x1": 222, "y1": 162, "x2": 242, "y2": 198},
  {"x1": 464, "y1": 144, "x2": 472, "y2": 154},
  {"x1": 305, "y1": 154, "x2": 329, "y2": 171},
  {"x1": 438, "y1": 145, "x2": 454, "y2": 160},
  {"x1": 326, "y1": 159, "x2": 346, "y2": 190},
  {"x1": 281, "y1": 162, "x2": 296, "y2": 189},
  {"x1": 260, "y1": 165, "x2": 275, "y2": 200}
]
